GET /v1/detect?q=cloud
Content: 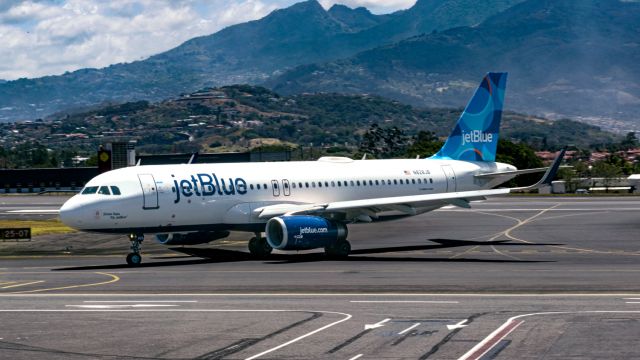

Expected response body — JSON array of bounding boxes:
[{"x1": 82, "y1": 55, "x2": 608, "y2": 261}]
[{"x1": 0, "y1": 0, "x2": 413, "y2": 80}]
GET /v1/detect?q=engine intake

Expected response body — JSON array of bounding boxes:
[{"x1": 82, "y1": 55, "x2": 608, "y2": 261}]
[
  {"x1": 155, "y1": 231, "x2": 230, "y2": 245},
  {"x1": 265, "y1": 216, "x2": 347, "y2": 250}
]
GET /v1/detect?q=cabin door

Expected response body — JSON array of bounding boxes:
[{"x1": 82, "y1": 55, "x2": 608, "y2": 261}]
[
  {"x1": 138, "y1": 174, "x2": 159, "y2": 209},
  {"x1": 271, "y1": 180, "x2": 280, "y2": 197},
  {"x1": 441, "y1": 165, "x2": 457, "y2": 192}
]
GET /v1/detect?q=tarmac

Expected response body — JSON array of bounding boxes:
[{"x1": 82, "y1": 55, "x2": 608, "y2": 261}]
[{"x1": 1, "y1": 195, "x2": 640, "y2": 359}]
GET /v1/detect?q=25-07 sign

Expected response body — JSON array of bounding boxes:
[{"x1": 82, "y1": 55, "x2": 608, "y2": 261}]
[{"x1": 0, "y1": 228, "x2": 31, "y2": 240}]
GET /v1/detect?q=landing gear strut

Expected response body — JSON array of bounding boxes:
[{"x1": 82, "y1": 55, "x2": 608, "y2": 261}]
[
  {"x1": 126, "y1": 233, "x2": 143, "y2": 266},
  {"x1": 248, "y1": 232, "x2": 272, "y2": 258},
  {"x1": 325, "y1": 240, "x2": 351, "y2": 259}
]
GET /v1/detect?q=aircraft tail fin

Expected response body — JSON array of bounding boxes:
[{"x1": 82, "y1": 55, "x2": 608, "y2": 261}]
[{"x1": 431, "y1": 72, "x2": 507, "y2": 162}]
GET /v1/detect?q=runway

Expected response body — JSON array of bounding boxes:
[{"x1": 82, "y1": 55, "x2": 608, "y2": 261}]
[{"x1": 1, "y1": 195, "x2": 640, "y2": 359}]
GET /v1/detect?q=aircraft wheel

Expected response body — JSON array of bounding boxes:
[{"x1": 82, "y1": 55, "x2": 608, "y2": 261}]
[
  {"x1": 248, "y1": 237, "x2": 272, "y2": 258},
  {"x1": 126, "y1": 252, "x2": 142, "y2": 266},
  {"x1": 325, "y1": 240, "x2": 351, "y2": 259}
]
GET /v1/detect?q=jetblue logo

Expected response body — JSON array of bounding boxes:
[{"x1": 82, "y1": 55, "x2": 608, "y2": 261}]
[
  {"x1": 173, "y1": 173, "x2": 247, "y2": 203},
  {"x1": 294, "y1": 226, "x2": 328, "y2": 239},
  {"x1": 462, "y1": 130, "x2": 493, "y2": 146}
]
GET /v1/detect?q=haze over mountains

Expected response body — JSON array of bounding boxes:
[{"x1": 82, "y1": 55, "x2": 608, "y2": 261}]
[{"x1": 1, "y1": 0, "x2": 638, "y2": 133}]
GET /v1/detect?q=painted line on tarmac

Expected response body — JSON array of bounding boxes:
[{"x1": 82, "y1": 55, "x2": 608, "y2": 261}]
[
  {"x1": 67, "y1": 304, "x2": 179, "y2": 309},
  {"x1": 0, "y1": 307, "x2": 352, "y2": 360},
  {"x1": 1, "y1": 280, "x2": 44, "y2": 289},
  {"x1": 3, "y1": 293, "x2": 640, "y2": 298},
  {"x1": 458, "y1": 310, "x2": 640, "y2": 360},
  {"x1": 398, "y1": 323, "x2": 421, "y2": 335},
  {"x1": 83, "y1": 300, "x2": 198, "y2": 303},
  {"x1": 348, "y1": 354, "x2": 363, "y2": 360},
  {"x1": 9, "y1": 272, "x2": 119, "y2": 294},
  {"x1": 350, "y1": 300, "x2": 459, "y2": 304},
  {"x1": 5, "y1": 210, "x2": 60, "y2": 214}
]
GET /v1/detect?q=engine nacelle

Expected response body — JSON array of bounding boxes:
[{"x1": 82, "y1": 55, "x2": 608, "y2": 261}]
[
  {"x1": 155, "y1": 231, "x2": 230, "y2": 245},
  {"x1": 265, "y1": 216, "x2": 348, "y2": 250}
]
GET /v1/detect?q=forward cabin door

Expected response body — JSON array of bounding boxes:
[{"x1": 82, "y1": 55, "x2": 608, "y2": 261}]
[
  {"x1": 138, "y1": 174, "x2": 159, "y2": 209},
  {"x1": 271, "y1": 180, "x2": 280, "y2": 197},
  {"x1": 441, "y1": 165, "x2": 457, "y2": 192}
]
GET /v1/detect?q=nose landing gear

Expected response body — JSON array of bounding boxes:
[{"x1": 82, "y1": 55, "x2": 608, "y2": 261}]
[{"x1": 126, "y1": 233, "x2": 144, "y2": 266}]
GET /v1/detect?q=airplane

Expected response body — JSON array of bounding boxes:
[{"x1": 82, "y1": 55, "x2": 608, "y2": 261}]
[{"x1": 59, "y1": 72, "x2": 565, "y2": 266}]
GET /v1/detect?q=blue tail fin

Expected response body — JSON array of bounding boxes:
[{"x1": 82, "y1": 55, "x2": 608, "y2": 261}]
[{"x1": 431, "y1": 72, "x2": 507, "y2": 162}]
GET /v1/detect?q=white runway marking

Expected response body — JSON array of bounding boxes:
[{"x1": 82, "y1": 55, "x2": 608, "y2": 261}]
[
  {"x1": 364, "y1": 318, "x2": 390, "y2": 330},
  {"x1": 5, "y1": 210, "x2": 60, "y2": 214},
  {"x1": 83, "y1": 300, "x2": 198, "y2": 303},
  {"x1": 350, "y1": 300, "x2": 459, "y2": 304},
  {"x1": 398, "y1": 323, "x2": 421, "y2": 335},
  {"x1": 458, "y1": 310, "x2": 640, "y2": 360},
  {"x1": 0, "y1": 306, "x2": 352, "y2": 360},
  {"x1": 67, "y1": 304, "x2": 179, "y2": 309},
  {"x1": 446, "y1": 319, "x2": 468, "y2": 331},
  {"x1": 348, "y1": 354, "x2": 363, "y2": 360}
]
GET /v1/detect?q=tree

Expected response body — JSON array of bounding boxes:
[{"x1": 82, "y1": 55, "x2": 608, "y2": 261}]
[
  {"x1": 358, "y1": 123, "x2": 409, "y2": 159},
  {"x1": 406, "y1": 131, "x2": 443, "y2": 158},
  {"x1": 496, "y1": 139, "x2": 544, "y2": 187}
]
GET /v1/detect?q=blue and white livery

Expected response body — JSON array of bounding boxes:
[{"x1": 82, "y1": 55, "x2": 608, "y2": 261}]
[{"x1": 60, "y1": 73, "x2": 563, "y2": 265}]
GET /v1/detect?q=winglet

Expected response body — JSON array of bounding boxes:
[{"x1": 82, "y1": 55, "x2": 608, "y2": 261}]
[{"x1": 512, "y1": 147, "x2": 566, "y2": 191}]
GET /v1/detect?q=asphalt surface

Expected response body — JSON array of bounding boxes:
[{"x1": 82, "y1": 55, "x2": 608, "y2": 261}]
[{"x1": 1, "y1": 195, "x2": 640, "y2": 359}]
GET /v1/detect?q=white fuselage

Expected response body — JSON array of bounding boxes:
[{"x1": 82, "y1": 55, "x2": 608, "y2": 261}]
[{"x1": 59, "y1": 157, "x2": 516, "y2": 234}]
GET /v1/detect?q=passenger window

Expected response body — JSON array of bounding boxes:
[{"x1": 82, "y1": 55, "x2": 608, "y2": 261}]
[
  {"x1": 264, "y1": 183, "x2": 268, "y2": 189},
  {"x1": 331, "y1": 181, "x2": 335, "y2": 187},
  {"x1": 350, "y1": 180, "x2": 355, "y2": 186},
  {"x1": 110, "y1": 186, "x2": 121, "y2": 195},
  {"x1": 98, "y1": 186, "x2": 111, "y2": 195},
  {"x1": 81, "y1": 186, "x2": 98, "y2": 195},
  {"x1": 337, "y1": 181, "x2": 341, "y2": 187},
  {"x1": 325, "y1": 181, "x2": 329, "y2": 187},
  {"x1": 375, "y1": 180, "x2": 379, "y2": 185},
  {"x1": 418, "y1": 179, "x2": 422, "y2": 184},
  {"x1": 250, "y1": 184, "x2": 254, "y2": 190},
  {"x1": 257, "y1": 184, "x2": 261, "y2": 190},
  {"x1": 430, "y1": 178, "x2": 433, "y2": 183},
  {"x1": 318, "y1": 182, "x2": 322, "y2": 188},
  {"x1": 412, "y1": 179, "x2": 416, "y2": 184},
  {"x1": 357, "y1": 180, "x2": 361, "y2": 186},
  {"x1": 393, "y1": 179, "x2": 398, "y2": 185},
  {"x1": 292, "y1": 183, "x2": 296, "y2": 189},
  {"x1": 299, "y1": 182, "x2": 303, "y2": 188}
]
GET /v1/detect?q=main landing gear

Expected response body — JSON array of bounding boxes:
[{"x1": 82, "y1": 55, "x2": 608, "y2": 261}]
[
  {"x1": 126, "y1": 233, "x2": 143, "y2": 266},
  {"x1": 325, "y1": 240, "x2": 351, "y2": 259},
  {"x1": 248, "y1": 232, "x2": 272, "y2": 258}
]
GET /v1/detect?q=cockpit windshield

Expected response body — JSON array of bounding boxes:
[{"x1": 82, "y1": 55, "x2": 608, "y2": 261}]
[
  {"x1": 81, "y1": 185, "x2": 122, "y2": 195},
  {"x1": 81, "y1": 186, "x2": 98, "y2": 195}
]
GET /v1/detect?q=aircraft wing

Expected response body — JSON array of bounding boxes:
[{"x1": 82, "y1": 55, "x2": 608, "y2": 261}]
[{"x1": 255, "y1": 188, "x2": 509, "y2": 220}]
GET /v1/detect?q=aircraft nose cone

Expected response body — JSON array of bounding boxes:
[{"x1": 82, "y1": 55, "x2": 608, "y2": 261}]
[{"x1": 59, "y1": 197, "x2": 84, "y2": 229}]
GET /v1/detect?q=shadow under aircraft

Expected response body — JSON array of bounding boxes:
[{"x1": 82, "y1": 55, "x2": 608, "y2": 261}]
[{"x1": 53, "y1": 238, "x2": 559, "y2": 271}]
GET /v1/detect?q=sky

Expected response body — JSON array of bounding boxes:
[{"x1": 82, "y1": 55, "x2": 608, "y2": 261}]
[{"x1": 0, "y1": 0, "x2": 416, "y2": 81}]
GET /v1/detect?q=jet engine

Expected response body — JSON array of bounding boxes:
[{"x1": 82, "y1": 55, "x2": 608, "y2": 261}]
[
  {"x1": 155, "y1": 231, "x2": 230, "y2": 245},
  {"x1": 265, "y1": 216, "x2": 347, "y2": 250}
]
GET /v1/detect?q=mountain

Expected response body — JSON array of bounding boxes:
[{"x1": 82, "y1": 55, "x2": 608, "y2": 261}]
[
  {"x1": 269, "y1": 0, "x2": 640, "y2": 130},
  {"x1": 0, "y1": 0, "x2": 524, "y2": 122}
]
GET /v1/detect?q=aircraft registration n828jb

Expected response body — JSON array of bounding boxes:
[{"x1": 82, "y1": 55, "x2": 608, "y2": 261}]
[{"x1": 59, "y1": 72, "x2": 564, "y2": 266}]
